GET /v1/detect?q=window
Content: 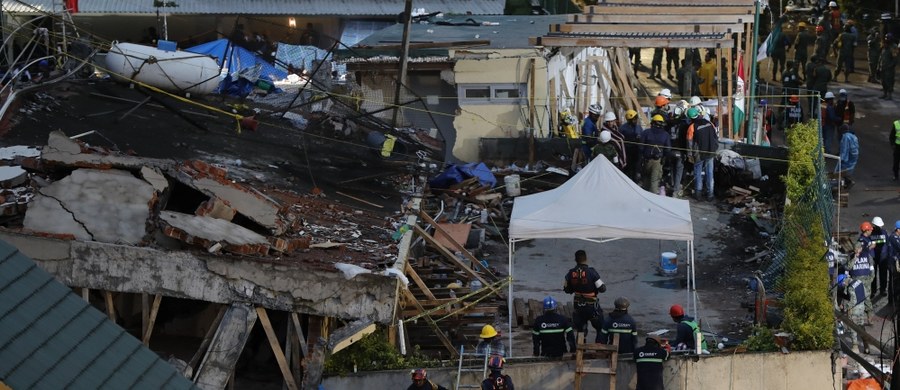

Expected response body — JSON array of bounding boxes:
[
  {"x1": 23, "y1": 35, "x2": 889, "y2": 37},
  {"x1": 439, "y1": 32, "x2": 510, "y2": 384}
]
[{"x1": 458, "y1": 83, "x2": 525, "y2": 105}]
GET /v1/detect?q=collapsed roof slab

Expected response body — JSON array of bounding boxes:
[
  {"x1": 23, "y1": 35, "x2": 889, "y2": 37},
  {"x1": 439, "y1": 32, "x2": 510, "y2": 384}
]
[
  {"x1": 1, "y1": 232, "x2": 400, "y2": 323},
  {"x1": 42, "y1": 130, "x2": 175, "y2": 171}
]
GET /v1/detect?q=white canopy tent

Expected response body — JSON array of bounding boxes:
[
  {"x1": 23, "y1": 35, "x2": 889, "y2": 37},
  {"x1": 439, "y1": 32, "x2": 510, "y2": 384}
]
[{"x1": 506, "y1": 155, "x2": 696, "y2": 355}]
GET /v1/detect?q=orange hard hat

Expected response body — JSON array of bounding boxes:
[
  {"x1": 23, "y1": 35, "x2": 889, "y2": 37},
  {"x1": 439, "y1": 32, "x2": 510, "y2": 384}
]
[
  {"x1": 669, "y1": 304, "x2": 684, "y2": 317},
  {"x1": 655, "y1": 95, "x2": 670, "y2": 107},
  {"x1": 789, "y1": 95, "x2": 799, "y2": 103},
  {"x1": 860, "y1": 222, "x2": 874, "y2": 232}
]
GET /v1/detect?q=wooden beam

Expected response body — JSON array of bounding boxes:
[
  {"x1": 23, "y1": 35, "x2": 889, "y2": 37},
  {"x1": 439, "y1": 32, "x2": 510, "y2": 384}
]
[
  {"x1": 727, "y1": 46, "x2": 734, "y2": 138},
  {"x1": 142, "y1": 294, "x2": 162, "y2": 346},
  {"x1": 418, "y1": 211, "x2": 496, "y2": 280},
  {"x1": 81, "y1": 287, "x2": 89, "y2": 302},
  {"x1": 141, "y1": 293, "x2": 149, "y2": 339},
  {"x1": 596, "y1": 0, "x2": 754, "y2": 5},
  {"x1": 195, "y1": 303, "x2": 259, "y2": 389},
  {"x1": 586, "y1": 5, "x2": 752, "y2": 15},
  {"x1": 405, "y1": 263, "x2": 437, "y2": 300},
  {"x1": 104, "y1": 291, "x2": 116, "y2": 323},
  {"x1": 301, "y1": 317, "x2": 327, "y2": 390},
  {"x1": 413, "y1": 225, "x2": 491, "y2": 288},
  {"x1": 257, "y1": 307, "x2": 300, "y2": 390},
  {"x1": 327, "y1": 320, "x2": 377, "y2": 354},
  {"x1": 188, "y1": 304, "x2": 228, "y2": 371},
  {"x1": 365, "y1": 39, "x2": 490, "y2": 50},
  {"x1": 291, "y1": 313, "x2": 309, "y2": 358},
  {"x1": 532, "y1": 36, "x2": 734, "y2": 49},
  {"x1": 401, "y1": 287, "x2": 458, "y2": 357},
  {"x1": 553, "y1": 23, "x2": 743, "y2": 34},
  {"x1": 568, "y1": 13, "x2": 749, "y2": 24}
]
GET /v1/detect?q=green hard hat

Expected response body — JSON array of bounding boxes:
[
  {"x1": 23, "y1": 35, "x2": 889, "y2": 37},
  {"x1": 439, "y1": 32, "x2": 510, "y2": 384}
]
[{"x1": 687, "y1": 107, "x2": 701, "y2": 119}]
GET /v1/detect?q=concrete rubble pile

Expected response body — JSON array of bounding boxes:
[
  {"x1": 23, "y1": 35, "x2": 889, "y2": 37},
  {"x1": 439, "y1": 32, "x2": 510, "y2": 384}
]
[{"x1": 0, "y1": 130, "x2": 399, "y2": 267}]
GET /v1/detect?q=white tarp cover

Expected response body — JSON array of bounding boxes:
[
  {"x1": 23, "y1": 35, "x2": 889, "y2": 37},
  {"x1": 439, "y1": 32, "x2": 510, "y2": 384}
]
[{"x1": 509, "y1": 155, "x2": 694, "y2": 241}]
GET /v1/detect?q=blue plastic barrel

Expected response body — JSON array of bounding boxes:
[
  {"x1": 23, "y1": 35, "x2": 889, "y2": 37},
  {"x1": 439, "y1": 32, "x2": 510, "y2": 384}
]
[{"x1": 660, "y1": 252, "x2": 678, "y2": 275}]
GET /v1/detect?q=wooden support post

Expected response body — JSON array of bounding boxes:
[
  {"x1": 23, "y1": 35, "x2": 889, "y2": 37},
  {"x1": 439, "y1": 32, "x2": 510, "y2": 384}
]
[
  {"x1": 549, "y1": 78, "x2": 558, "y2": 136},
  {"x1": 104, "y1": 291, "x2": 116, "y2": 323},
  {"x1": 291, "y1": 313, "x2": 309, "y2": 358},
  {"x1": 81, "y1": 287, "x2": 89, "y2": 302},
  {"x1": 406, "y1": 262, "x2": 437, "y2": 300},
  {"x1": 257, "y1": 307, "x2": 299, "y2": 390},
  {"x1": 412, "y1": 225, "x2": 492, "y2": 289},
  {"x1": 742, "y1": 24, "x2": 752, "y2": 140},
  {"x1": 288, "y1": 317, "x2": 301, "y2": 386},
  {"x1": 141, "y1": 293, "x2": 149, "y2": 339},
  {"x1": 529, "y1": 57, "x2": 536, "y2": 164},
  {"x1": 188, "y1": 304, "x2": 228, "y2": 371},
  {"x1": 727, "y1": 46, "x2": 734, "y2": 138},
  {"x1": 327, "y1": 320, "x2": 377, "y2": 354},
  {"x1": 195, "y1": 304, "x2": 258, "y2": 389},
  {"x1": 716, "y1": 47, "x2": 724, "y2": 133},
  {"x1": 301, "y1": 316, "x2": 327, "y2": 390},
  {"x1": 418, "y1": 210, "x2": 497, "y2": 280},
  {"x1": 402, "y1": 288, "x2": 459, "y2": 358},
  {"x1": 142, "y1": 294, "x2": 162, "y2": 346}
]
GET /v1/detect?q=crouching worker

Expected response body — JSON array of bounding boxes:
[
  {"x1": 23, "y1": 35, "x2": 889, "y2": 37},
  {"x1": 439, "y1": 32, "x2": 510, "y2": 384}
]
[
  {"x1": 408, "y1": 368, "x2": 448, "y2": 390},
  {"x1": 481, "y1": 354, "x2": 514, "y2": 390}
]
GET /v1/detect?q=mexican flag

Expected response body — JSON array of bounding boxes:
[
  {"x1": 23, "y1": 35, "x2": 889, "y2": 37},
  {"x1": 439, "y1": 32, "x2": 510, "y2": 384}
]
[
  {"x1": 757, "y1": 16, "x2": 783, "y2": 62},
  {"x1": 732, "y1": 54, "x2": 745, "y2": 136}
]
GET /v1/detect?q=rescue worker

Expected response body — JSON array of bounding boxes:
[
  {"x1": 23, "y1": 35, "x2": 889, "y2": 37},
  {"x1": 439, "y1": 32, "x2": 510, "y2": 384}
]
[
  {"x1": 826, "y1": 1, "x2": 842, "y2": 44},
  {"x1": 793, "y1": 22, "x2": 815, "y2": 80},
  {"x1": 886, "y1": 221, "x2": 900, "y2": 302},
  {"x1": 760, "y1": 99, "x2": 775, "y2": 142},
  {"x1": 852, "y1": 221, "x2": 877, "y2": 323},
  {"x1": 835, "y1": 124, "x2": 858, "y2": 189},
  {"x1": 580, "y1": 104, "x2": 603, "y2": 161},
  {"x1": 650, "y1": 95, "x2": 671, "y2": 120},
  {"x1": 832, "y1": 24, "x2": 856, "y2": 82},
  {"x1": 677, "y1": 59, "x2": 699, "y2": 96},
  {"x1": 665, "y1": 47, "x2": 679, "y2": 80},
  {"x1": 781, "y1": 61, "x2": 801, "y2": 99},
  {"x1": 592, "y1": 130, "x2": 619, "y2": 166},
  {"x1": 601, "y1": 297, "x2": 638, "y2": 354},
  {"x1": 890, "y1": 117, "x2": 900, "y2": 181},
  {"x1": 563, "y1": 250, "x2": 607, "y2": 343},
  {"x1": 475, "y1": 325, "x2": 507, "y2": 357},
  {"x1": 782, "y1": 95, "x2": 804, "y2": 130},
  {"x1": 879, "y1": 35, "x2": 896, "y2": 100},
  {"x1": 813, "y1": 25, "x2": 830, "y2": 64},
  {"x1": 804, "y1": 55, "x2": 819, "y2": 103},
  {"x1": 640, "y1": 114, "x2": 671, "y2": 194},
  {"x1": 812, "y1": 58, "x2": 833, "y2": 101},
  {"x1": 698, "y1": 53, "x2": 717, "y2": 98},
  {"x1": 601, "y1": 112, "x2": 627, "y2": 169},
  {"x1": 836, "y1": 274, "x2": 869, "y2": 354},
  {"x1": 480, "y1": 354, "x2": 514, "y2": 390},
  {"x1": 669, "y1": 103, "x2": 692, "y2": 197},
  {"x1": 867, "y1": 27, "x2": 882, "y2": 83},
  {"x1": 871, "y1": 217, "x2": 888, "y2": 298},
  {"x1": 686, "y1": 107, "x2": 718, "y2": 201},
  {"x1": 620, "y1": 109, "x2": 644, "y2": 182},
  {"x1": 651, "y1": 48, "x2": 664, "y2": 79},
  {"x1": 770, "y1": 18, "x2": 789, "y2": 81},
  {"x1": 669, "y1": 304, "x2": 706, "y2": 352},
  {"x1": 634, "y1": 335, "x2": 670, "y2": 390},
  {"x1": 532, "y1": 296, "x2": 575, "y2": 358},
  {"x1": 408, "y1": 368, "x2": 449, "y2": 390},
  {"x1": 835, "y1": 89, "x2": 855, "y2": 127},
  {"x1": 821, "y1": 92, "x2": 840, "y2": 153}
]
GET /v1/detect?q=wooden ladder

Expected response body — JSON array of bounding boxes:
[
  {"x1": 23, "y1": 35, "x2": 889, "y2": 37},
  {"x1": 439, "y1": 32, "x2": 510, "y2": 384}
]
[{"x1": 574, "y1": 333, "x2": 619, "y2": 390}]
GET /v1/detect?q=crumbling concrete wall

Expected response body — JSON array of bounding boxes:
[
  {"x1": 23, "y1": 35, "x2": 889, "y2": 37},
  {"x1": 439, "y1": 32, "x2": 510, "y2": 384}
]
[{"x1": 4, "y1": 232, "x2": 400, "y2": 323}]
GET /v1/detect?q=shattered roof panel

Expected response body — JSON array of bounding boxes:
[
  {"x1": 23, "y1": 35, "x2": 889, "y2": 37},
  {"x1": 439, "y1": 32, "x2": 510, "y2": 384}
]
[
  {"x1": 0, "y1": 240, "x2": 197, "y2": 390},
  {"x1": 2, "y1": 0, "x2": 505, "y2": 15}
]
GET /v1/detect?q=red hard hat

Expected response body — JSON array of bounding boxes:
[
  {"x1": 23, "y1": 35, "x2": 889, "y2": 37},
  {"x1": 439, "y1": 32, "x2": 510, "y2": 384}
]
[
  {"x1": 412, "y1": 368, "x2": 426, "y2": 380},
  {"x1": 860, "y1": 222, "x2": 874, "y2": 232},
  {"x1": 669, "y1": 304, "x2": 684, "y2": 317},
  {"x1": 816, "y1": 25, "x2": 825, "y2": 33}
]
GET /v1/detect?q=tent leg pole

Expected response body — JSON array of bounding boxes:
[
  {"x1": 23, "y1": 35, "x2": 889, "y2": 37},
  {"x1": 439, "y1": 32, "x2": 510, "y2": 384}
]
[
  {"x1": 690, "y1": 240, "x2": 698, "y2": 318},
  {"x1": 508, "y1": 240, "x2": 515, "y2": 358}
]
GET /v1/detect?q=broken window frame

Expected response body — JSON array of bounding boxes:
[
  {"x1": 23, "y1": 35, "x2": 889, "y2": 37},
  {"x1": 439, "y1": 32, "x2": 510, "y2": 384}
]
[{"x1": 457, "y1": 83, "x2": 525, "y2": 105}]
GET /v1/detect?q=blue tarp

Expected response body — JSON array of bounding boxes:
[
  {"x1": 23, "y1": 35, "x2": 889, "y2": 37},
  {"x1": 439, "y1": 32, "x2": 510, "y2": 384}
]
[
  {"x1": 275, "y1": 43, "x2": 331, "y2": 72},
  {"x1": 429, "y1": 163, "x2": 497, "y2": 189},
  {"x1": 185, "y1": 39, "x2": 287, "y2": 96}
]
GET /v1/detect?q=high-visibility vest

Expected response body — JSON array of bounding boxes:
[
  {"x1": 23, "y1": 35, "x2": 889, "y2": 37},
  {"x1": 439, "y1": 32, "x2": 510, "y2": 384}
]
[{"x1": 894, "y1": 120, "x2": 900, "y2": 145}]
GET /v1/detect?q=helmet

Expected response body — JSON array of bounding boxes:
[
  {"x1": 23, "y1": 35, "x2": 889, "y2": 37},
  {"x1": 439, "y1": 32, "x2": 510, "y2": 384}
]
[
  {"x1": 895, "y1": 220, "x2": 900, "y2": 230},
  {"x1": 839, "y1": 88, "x2": 847, "y2": 95},
  {"x1": 614, "y1": 296, "x2": 630, "y2": 310},
  {"x1": 655, "y1": 95, "x2": 670, "y2": 107},
  {"x1": 824, "y1": 91, "x2": 835, "y2": 99},
  {"x1": 588, "y1": 104, "x2": 603, "y2": 115},
  {"x1": 658, "y1": 88, "x2": 672, "y2": 99},
  {"x1": 599, "y1": 130, "x2": 612, "y2": 143},
  {"x1": 837, "y1": 274, "x2": 847, "y2": 286},
  {"x1": 687, "y1": 107, "x2": 700, "y2": 119},
  {"x1": 603, "y1": 111, "x2": 617, "y2": 122},
  {"x1": 872, "y1": 217, "x2": 885, "y2": 227},
  {"x1": 412, "y1": 368, "x2": 427, "y2": 380},
  {"x1": 860, "y1": 221, "x2": 874, "y2": 232},
  {"x1": 689, "y1": 96, "x2": 702, "y2": 107},
  {"x1": 625, "y1": 109, "x2": 638, "y2": 120},
  {"x1": 543, "y1": 296, "x2": 558, "y2": 310},
  {"x1": 669, "y1": 304, "x2": 684, "y2": 317},
  {"x1": 816, "y1": 25, "x2": 825, "y2": 33},
  {"x1": 487, "y1": 354, "x2": 504, "y2": 370},
  {"x1": 646, "y1": 334, "x2": 663, "y2": 344},
  {"x1": 828, "y1": 1, "x2": 837, "y2": 7},
  {"x1": 651, "y1": 114, "x2": 666, "y2": 123},
  {"x1": 480, "y1": 324, "x2": 498, "y2": 339},
  {"x1": 789, "y1": 95, "x2": 799, "y2": 103},
  {"x1": 798, "y1": 22, "x2": 807, "y2": 28},
  {"x1": 759, "y1": 99, "x2": 768, "y2": 105}
]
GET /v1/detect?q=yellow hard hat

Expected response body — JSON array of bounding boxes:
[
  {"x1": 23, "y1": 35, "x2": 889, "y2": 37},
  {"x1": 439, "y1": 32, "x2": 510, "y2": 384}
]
[
  {"x1": 480, "y1": 324, "x2": 498, "y2": 339},
  {"x1": 651, "y1": 114, "x2": 665, "y2": 122},
  {"x1": 625, "y1": 109, "x2": 638, "y2": 120},
  {"x1": 798, "y1": 22, "x2": 807, "y2": 28}
]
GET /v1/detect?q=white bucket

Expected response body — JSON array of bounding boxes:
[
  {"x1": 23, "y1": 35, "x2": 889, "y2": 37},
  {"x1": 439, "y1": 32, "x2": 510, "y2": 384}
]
[
  {"x1": 504, "y1": 174, "x2": 521, "y2": 197},
  {"x1": 660, "y1": 252, "x2": 678, "y2": 275}
]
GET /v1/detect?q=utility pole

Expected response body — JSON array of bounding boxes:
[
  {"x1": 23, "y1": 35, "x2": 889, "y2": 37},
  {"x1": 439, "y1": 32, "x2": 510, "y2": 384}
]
[
  {"x1": 392, "y1": 0, "x2": 413, "y2": 128},
  {"x1": 747, "y1": 0, "x2": 761, "y2": 144}
]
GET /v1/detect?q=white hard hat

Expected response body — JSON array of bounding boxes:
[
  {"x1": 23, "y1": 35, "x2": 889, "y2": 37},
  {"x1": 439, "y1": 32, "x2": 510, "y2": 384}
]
[
  {"x1": 599, "y1": 130, "x2": 612, "y2": 143},
  {"x1": 588, "y1": 104, "x2": 603, "y2": 115},
  {"x1": 828, "y1": 1, "x2": 837, "y2": 7},
  {"x1": 603, "y1": 111, "x2": 617, "y2": 122},
  {"x1": 839, "y1": 88, "x2": 847, "y2": 95},
  {"x1": 658, "y1": 88, "x2": 672, "y2": 99},
  {"x1": 873, "y1": 216, "x2": 885, "y2": 227},
  {"x1": 689, "y1": 96, "x2": 702, "y2": 106},
  {"x1": 824, "y1": 91, "x2": 835, "y2": 99}
]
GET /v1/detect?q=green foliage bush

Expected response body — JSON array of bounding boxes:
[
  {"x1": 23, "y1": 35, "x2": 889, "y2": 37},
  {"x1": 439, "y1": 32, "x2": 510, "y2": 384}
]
[
  {"x1": 324, "y1": 328, "x2": 437, "y2": 376},
  {"x1": 744, "y1": 326, "x2": 779, "y2": 352}
]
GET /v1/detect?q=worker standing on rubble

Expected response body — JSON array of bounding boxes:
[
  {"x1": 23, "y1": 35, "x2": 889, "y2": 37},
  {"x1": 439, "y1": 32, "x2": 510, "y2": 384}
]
[
  {"x1": 835, "y1": 124, "x2": 858, "y2": 190},
  {"x1": 481, "y1": 354, "x2": 514, "y2": 390},
  {"x1": 578, "y1": 104, "x2": 604, "y2": 164},
  {"x1": 836, "y1": 274, "x2": 869, "y2": 354},
  {"x1": 591, "y1": 131, "x2": 619, "y2": 166},
  {"x1": 476, "y1": 325, "x2": 507, "y2": 357},
  {"x1": 669, "y1": 304, "x2": 706, "y2": 352},
  {"x1": 890, "y1": 117, "x2": 900, "y2": 181},
  {"x1": 885, "y1": 221, "x2": 900, "y2": 302},
  {"x1": 532, "y1": 296, "x2": 576, "y2": 358},
  {"x1": 639, "y1": 114, "x2": 671, "y2": 195},
  {"x1": 564, "y1": 250, "x2": 607, "y2": 343},
  {"x1": 408, "y1": 368, "x2": 449, "y2": 390},
  {"x1": 794, "y1": 22, "x2": 815, "y2": 80},
  {"x1": 620, "y1": 109, "x2": 644, "y2": 182},
  {"x1": 871, "y1": 217, "x2": 888, "y2": 298},
  {"x1": 600, "y1": 297, "x2": 638, "y2": 354},
  {"x1": 686, "y1": 107, "x2": 718, "y2": 201},
  {"x1": 601, "y1": 112, "x2": 627, "y2": 170},
  {"x1": 851, "y1": 222, "x2": 877, "y2": 324},
  {"x1": 634, "y1": 335, "x2": 670, "y2": 390}
]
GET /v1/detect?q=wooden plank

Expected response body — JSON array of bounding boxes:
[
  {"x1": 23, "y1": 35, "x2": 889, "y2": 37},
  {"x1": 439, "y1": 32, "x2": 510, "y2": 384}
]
[
  {"x1": 188, "y1": 304, "x2": 228, "y2": 371},
  {"x1": 141, "y1": 293, "x2": 149, "y2": 339},
  {"x1": 581, "y1": 367, "x2": 615, "y2": 374},
  {"x1": 104, "y1": 291, "x2": 116, "y2": 322},
  {"x1": 433, "y1": 223, "x2": 472, "y2": 250},
  {"x1": 513, "y1": 297, "x2": 527, "y2": 327},
  {"x1": 195, "y1": 303, "x2": 259, "y2": 389},
  {"x1": 405, "y1": 263, "x2": 437, "y2": 301},
  {"x1": 301, "y1": 324, "x2": 327, "y2": 390},
  {"x1": 549, "y1": 78, "x2": 558, "y2": 136},
  {"x1": 142, "y1": 294, "x2": 162, "y2": 346},
  {"x1": 401, "y1": 287, "x2": 459, "y2": 357},
  {"x1": 586, "y1": 5, "x2": 752, "y2": 15},
  {"x1": 290, "y1": 313, "x2": 309, "y2": 358},
  {"x1": 327, "y1": 320, "x2": 377, "y2": 354},
  {"x1": 554, "y1": 23, "x2": 743, "y2": 34},
  {"x1": 81, "y1": 287, "x2": 89, "y2": 302},
  {"x1": 257, "y1": 307, "x2": 300, "y2": 390},
  {"x1": 727, "y1": 46, "x2": 734, "y2": 138},
  {"x1": 532, "y1": 36, "x2": 734, "y2": 49},
  {"x1": 567, "y1": 13, "x2": 750, "y2": 24},
  {"x1": 413, "y1": 225, "x2": 491, "y2": 288}
]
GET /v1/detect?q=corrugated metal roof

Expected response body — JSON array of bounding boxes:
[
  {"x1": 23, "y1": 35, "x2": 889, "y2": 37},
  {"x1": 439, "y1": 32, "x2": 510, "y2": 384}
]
[
  {"x1": 0, "y1": 240, "x2": 198, "y2": 390},
  {"x1": 2, "y1": 0, "x2": 505, "y2": 15}
]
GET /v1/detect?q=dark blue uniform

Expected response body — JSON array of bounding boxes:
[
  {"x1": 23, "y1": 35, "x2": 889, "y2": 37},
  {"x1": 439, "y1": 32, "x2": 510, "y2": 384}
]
[
  {"x1": 532, "y1": 311, "x2": 576, "y2": 357},
  {"x1": 601, "y1": 310, "x2": 638, "y2": 354},
  {"x1": 481, "y1": 372, "x2": 514, "y2": 390},
  {"x1": 674, "y1": 315, "x2": 706, "y2": 351},
  {"x1": 635, "y1": 339, "x2": 669, "y2": 390}
]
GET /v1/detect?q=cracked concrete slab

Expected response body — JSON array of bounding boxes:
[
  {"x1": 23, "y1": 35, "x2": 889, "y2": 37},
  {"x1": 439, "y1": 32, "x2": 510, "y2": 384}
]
[
  {"x1": 41, "y1": 130, "x2": 175, "y2": 171},
  {"x1": 140, "y1": 166, "x2": 169, "y2": 193},
  {"x1": 23, "y1": 168, "x2": 155, "y2": 244},
  {"x1": 0, "y1": 166, "x2": 27, "y2": 188},
  {"x1": 159, "y1": 211, "x2": 268, "y2": 247}
]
